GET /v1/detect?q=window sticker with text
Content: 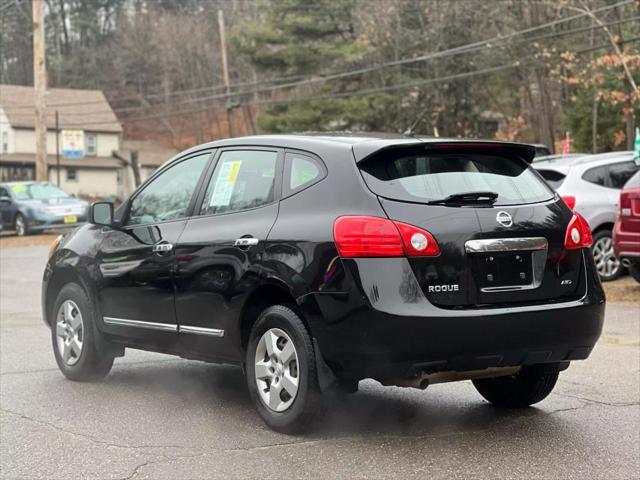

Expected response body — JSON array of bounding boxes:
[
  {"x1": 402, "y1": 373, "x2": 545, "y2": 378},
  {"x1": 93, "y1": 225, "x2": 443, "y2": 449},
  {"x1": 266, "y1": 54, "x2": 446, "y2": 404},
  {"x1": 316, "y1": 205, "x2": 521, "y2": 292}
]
[{"x1": 209, "y1": 160, "x2": 242, "y2": 207}]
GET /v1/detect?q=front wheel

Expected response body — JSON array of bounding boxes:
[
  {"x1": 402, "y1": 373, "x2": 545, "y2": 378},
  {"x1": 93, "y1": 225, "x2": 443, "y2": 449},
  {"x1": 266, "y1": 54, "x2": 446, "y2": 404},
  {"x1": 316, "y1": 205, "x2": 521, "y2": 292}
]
[
  {"x1": 51, "y1": 283, "x2": 114, "y2": 381},
  {"x1": 246, "y1": 305, "x2": 322, "y2": 433},
  {"x1": 14, "y1": 213, "x2": 29, "y2": 237},
  {"x1": 473, "y1": 366, "x2": 559, "y2": 408}
]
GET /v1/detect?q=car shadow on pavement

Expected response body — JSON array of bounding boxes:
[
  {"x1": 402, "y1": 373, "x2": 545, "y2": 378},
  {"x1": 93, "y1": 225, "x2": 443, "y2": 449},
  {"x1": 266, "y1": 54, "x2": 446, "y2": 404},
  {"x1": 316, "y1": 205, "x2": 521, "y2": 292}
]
[{"x1": 101, "y1": 360, "x2": 551, "y2": 438}]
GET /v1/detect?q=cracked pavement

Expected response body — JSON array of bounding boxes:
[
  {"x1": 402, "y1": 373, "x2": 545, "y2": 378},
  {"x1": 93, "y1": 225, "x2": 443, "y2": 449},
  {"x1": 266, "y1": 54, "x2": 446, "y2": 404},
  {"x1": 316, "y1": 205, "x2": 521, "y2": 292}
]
[{"x1": 1, "y1": 246, "x2": 639, "y2": 479}]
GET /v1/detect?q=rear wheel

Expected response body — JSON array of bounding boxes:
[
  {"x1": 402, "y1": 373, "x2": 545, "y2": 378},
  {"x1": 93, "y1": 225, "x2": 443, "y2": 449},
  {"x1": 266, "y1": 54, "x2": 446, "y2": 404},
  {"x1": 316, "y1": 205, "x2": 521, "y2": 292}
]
[
  {"x1": 51, "y1": 283, "x2": 114, "y2": 381},
  {"x1": 246, "y1": 305, "x2": 322, "y2": 433},
  {"x1": 473, "y1": 366, "x2": 559, "y2": 408},
  {"x1": 591, "y1": 230, "x2": 623, "y2": 281}
]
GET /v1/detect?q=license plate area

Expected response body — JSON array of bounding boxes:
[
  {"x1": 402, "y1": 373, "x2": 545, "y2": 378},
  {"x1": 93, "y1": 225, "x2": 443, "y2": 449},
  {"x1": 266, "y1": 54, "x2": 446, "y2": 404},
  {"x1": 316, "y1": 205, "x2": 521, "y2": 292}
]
[
  {"x1": 472, "y1": 252, "x2": 533, "y2": 290},
  {"x1": 63, "y1": 214, "x2": 77, "y2": 224},
  {"x1": 465, "y1": 237, "x2": 548, "y2": 293}
]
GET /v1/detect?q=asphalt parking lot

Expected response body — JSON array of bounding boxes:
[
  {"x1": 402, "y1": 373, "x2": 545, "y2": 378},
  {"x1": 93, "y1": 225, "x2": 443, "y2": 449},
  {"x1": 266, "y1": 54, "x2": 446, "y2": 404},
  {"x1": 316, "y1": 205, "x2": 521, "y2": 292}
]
[{"x1": 1, "y1": 245, "x2": 639, "y2": 480}]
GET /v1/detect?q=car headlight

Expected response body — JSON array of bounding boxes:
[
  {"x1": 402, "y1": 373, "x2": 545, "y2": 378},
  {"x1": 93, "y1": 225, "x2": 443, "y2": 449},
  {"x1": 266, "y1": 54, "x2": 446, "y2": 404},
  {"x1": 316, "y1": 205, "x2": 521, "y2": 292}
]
[{"x1": 48, "y1": 234, "x2": 63, "y2": 259}]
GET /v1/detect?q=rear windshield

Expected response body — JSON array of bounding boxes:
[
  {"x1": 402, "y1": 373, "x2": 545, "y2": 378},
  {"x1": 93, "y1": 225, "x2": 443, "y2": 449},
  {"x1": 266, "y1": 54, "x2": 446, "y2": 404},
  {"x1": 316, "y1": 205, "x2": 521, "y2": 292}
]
[
  {"x1": 359, "y1": 149, "x2": 554, "y2": 206},
  {"x1": 536, "y1": 169, "x2": 566, "y2": 189}
]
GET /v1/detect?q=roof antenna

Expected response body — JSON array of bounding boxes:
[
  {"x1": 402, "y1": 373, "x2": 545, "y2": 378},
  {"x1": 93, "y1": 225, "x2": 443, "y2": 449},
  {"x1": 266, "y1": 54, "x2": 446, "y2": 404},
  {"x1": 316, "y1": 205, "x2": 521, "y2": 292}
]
[{"x1": 403, "y1": 107, "x2": 430, "y2": 141}]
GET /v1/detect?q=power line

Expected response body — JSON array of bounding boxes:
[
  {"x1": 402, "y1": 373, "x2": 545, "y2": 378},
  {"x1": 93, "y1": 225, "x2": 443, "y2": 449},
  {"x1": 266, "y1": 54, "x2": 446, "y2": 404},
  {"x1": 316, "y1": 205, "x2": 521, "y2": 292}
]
[
  {"x1": 4, "y1": 0, "x2": 634, "y2": 114},
  {"x1": 6, "y1": 12, "x2": 637, "y2": 122},
  {"x1": 53, "y1": 37, "x2": 638, "y2": 127}
]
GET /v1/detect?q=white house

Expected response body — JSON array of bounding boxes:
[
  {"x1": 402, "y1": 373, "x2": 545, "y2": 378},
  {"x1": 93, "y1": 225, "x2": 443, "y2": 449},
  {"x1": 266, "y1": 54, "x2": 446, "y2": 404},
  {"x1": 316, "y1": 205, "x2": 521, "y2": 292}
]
[{"x1": 0, "y1": 85, "x2": 176, "y2": 199}]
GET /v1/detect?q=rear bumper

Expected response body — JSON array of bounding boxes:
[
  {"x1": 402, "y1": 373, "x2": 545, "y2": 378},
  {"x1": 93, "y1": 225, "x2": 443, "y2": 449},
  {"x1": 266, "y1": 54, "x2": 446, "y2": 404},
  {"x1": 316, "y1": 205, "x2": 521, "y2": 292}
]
[
  {"x1": 613, "y1": 222, "x2": 640, "y2": 258},
  {"x1": 301, "y1": 253, "x2": 605, "y2": 380}
]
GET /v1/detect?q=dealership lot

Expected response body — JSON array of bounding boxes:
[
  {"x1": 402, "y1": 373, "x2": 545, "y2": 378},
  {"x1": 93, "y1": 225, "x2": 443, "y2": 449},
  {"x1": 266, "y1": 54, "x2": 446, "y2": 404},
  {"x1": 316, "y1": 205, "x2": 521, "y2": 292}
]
[{"x1": 1, "y1": 246, "x2": 639, "y2": 479}]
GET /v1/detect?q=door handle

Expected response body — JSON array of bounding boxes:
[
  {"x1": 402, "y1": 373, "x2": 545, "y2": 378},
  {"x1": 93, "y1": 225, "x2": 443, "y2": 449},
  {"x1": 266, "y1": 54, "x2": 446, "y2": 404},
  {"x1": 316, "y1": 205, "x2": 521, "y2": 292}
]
[
  {"x1": 152, "y1": 242, "x2": 174, "y2": 253},
  {"x1": 234, "y1": 238, "x2": 259, "y2": 247}
]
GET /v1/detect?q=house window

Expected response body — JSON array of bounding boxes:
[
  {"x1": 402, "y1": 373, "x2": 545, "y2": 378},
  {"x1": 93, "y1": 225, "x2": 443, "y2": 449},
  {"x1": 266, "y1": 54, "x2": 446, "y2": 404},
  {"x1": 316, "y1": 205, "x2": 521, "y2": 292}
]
[
  {"x1": 2, "y1": 132, "x2": 7, "y2": 153},
  {"x1": 86, "y1": 133, "x2": 97, "y2": 156},
  {"x1": 66, "y1": 168, "x2": 78, "y2": 181}
]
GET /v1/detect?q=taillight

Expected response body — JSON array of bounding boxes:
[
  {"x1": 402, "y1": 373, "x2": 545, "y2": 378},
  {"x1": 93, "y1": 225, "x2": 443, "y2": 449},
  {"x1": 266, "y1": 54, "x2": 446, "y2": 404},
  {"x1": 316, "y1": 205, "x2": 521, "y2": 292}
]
[
  {"x1": 333, "y1": 216, "x2": 440, "y2": 258},
  {"x1": 562, "y1": 195, "x2": 576, "y2": 210},
  {"x1": 564, "y1": 213, "x2": 592, "y2": 249},
  {"x1": 394, "y1": 221, "x2": 441, "y2": 256}
]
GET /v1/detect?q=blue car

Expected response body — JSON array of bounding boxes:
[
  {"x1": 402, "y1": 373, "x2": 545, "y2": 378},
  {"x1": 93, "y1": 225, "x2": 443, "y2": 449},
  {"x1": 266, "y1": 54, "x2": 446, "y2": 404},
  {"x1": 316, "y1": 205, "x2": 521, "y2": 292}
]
[{"x1": 0, "y1": 182, "x2": 89, "y2": 236}]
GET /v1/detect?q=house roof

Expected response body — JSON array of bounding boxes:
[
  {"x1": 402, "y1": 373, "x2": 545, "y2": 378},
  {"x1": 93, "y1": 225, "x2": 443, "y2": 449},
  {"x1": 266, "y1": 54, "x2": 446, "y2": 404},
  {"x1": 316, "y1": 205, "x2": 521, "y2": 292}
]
[{"x1": 0, "y1": 84, "x2": 122, "y2": 133}]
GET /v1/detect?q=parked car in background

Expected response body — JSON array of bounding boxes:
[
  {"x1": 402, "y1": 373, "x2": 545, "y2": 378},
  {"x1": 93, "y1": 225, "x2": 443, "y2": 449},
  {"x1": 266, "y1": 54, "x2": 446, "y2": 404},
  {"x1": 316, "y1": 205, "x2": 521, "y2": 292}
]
[
  {"x1": 613, "y1": 169, "x2": 640, "y2": 283},
  {"x1": 533, "y1": 144, "x2": 551, "y2": 158},
  {"x1": 42, "y1": 135, "x2": 604, "y2": 433},
  {"x1": 0, "y1": 182, "x2": 88, "y2": 236},
  {"x1": 532, "y1": 153, "x2": 586, "y2": 164},
  {"x1": 534, "y1": 151, "x2": 639, "y2": 281}
]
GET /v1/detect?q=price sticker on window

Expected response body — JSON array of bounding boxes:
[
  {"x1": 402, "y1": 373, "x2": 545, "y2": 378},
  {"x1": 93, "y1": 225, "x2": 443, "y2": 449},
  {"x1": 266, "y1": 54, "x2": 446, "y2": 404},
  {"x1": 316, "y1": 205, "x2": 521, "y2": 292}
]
[{"x1": 210, "y1": 160, "x2": 242, "y2": 207}]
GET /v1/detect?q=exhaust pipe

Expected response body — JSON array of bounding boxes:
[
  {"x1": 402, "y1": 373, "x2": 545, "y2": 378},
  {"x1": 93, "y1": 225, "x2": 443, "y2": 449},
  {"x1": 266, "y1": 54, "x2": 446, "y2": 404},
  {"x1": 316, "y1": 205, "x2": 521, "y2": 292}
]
[
  {"x1": 380, "y1": 366, "x2": 521, "y2": 390},
  {"x1": 621, "y1": 258, "x2": 631, "y2": 268}
]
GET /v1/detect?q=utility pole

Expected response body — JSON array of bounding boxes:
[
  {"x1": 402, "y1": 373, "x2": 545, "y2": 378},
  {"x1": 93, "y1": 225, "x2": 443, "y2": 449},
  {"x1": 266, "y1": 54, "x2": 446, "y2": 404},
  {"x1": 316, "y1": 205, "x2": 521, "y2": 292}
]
[
  {"x1": 217, "y1": 9, "x2": 233, "y2": 138},
  {"x1": 33, "y1": 0, "x2": 47, "y2": 181},
  {"x1": 55, "y1": 110, "x2": 60, "y2": 186}
]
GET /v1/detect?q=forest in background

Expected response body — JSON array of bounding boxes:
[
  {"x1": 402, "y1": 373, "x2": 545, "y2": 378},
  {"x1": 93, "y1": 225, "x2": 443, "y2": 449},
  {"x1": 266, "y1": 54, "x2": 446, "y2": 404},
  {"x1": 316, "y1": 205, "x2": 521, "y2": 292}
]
[{"x1": 1, "y1": 0, "x2": 638, "y2": 153}]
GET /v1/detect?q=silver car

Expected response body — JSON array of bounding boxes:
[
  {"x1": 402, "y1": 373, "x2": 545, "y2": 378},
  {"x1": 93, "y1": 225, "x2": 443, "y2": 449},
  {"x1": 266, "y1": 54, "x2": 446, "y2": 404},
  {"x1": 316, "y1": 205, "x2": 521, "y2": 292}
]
[{"x1": 534, "y1": 151, "x2": 639, "y2": 281}]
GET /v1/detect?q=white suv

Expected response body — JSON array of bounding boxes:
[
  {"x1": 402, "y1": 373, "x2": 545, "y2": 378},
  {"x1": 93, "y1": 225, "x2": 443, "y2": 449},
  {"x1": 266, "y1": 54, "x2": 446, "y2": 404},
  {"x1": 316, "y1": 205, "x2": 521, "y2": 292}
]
[{"x1": 535, "y1": 151, "x2": 639, "y2": 281}]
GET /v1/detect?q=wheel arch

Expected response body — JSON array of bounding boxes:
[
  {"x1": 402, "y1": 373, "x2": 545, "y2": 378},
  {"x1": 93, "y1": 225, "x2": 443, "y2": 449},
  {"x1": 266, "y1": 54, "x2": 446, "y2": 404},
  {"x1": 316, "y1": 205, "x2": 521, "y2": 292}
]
[
  {"x1": 591, "y1": 222, "x2": 614, "y2": 235},
  {"x1": 44, "y1": 266, "x2": 92, "y2": 326},
  {"x1": 238, "y1": 282, "x2": 307, "y2": 352}
]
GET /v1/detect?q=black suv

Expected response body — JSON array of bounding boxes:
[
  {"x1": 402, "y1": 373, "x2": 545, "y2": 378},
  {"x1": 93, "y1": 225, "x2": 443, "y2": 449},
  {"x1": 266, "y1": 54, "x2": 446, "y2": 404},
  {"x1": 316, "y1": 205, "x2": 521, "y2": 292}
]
[{"x1": 42, "y1": 135, "x2": 605, "y2": 432}]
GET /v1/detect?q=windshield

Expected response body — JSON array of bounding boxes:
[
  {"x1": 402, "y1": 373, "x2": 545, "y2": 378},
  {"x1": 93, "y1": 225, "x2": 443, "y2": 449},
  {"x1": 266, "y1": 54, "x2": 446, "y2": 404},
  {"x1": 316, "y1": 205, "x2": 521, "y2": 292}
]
[
  {"x1": 10, "y1": 183, "x2": 70, "y2": 200},
  {"x1": 359, "y1": 150, "x2": 554, "y2": 206}
]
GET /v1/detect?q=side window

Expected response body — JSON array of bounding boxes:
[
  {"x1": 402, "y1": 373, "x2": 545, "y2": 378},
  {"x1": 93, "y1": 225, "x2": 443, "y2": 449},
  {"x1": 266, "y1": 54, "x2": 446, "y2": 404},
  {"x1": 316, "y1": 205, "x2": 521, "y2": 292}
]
[
  {"x1": 287, "y1": 153, "x2": 324, "y2": 193},
  {"x1": 582, "y1": 166, "x2": 607, "y2": 187},
  {"x1": 201, "y1": 150, "x2": 278, "y2": 216},
  {"x1": 127, "y1": 153, "x2": 209, "y2": 225},
  {"x1": 0, "y1": 187, "x2": 9, "y2": 198},
  {"x1": 608, "y1": 161, "x2": 638, "y2": 189}
]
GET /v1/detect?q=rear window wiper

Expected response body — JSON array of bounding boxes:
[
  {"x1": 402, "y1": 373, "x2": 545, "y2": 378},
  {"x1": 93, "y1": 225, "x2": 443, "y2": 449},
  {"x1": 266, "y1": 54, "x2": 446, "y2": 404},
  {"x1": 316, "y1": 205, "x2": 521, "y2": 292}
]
[{"x1": 426, "y1": 191, "x2": 498, "y2": 206}]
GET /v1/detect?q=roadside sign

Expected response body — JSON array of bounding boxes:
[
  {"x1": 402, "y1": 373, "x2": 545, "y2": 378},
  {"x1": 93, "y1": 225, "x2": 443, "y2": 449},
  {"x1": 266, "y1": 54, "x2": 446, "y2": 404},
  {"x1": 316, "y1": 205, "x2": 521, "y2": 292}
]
[{"x1": 61, "y1": 129, "x2": 84, "y2": 158}]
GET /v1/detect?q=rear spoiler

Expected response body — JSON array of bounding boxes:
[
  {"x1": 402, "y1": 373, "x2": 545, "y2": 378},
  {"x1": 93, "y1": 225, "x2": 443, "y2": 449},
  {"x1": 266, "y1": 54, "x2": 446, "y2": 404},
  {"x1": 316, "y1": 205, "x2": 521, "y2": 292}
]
[{"x1": 352, "y1": 140, "x2": 537, "y2": 164}]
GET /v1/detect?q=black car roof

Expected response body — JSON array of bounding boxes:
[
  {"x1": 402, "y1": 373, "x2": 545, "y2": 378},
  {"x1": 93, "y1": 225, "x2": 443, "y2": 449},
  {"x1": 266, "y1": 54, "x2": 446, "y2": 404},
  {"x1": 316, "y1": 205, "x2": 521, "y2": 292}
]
[{"x1": 176, "y1": 133, "x2": 537, "y2": 164}]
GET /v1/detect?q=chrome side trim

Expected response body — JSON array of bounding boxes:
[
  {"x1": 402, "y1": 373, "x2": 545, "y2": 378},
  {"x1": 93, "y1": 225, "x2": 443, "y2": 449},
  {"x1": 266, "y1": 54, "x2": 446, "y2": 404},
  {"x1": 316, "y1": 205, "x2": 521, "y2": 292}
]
[
  {"x1": 179, "y1": 325, "x2": 225, "y2": 337},
  {"x1": 103, "y1": 317, "x2": 178, "y2": 332},
  {"x1": 465, "y1": 237, "x2": 548, "y2": 253}
]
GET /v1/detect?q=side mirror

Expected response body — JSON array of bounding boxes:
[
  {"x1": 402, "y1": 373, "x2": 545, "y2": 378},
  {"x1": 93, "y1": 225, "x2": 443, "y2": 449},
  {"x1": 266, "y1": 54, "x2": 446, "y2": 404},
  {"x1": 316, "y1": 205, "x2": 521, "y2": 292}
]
[
  {"x1": 0, "y1": 196, "x2": 11, "y2": 205},
  {"x1": 89, "y1": 202, "x2": 114, "y2": 227}
]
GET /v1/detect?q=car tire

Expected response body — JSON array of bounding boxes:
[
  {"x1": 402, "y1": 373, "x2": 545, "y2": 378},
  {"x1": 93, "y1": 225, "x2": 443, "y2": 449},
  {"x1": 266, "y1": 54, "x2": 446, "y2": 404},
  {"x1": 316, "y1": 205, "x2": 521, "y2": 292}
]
[
  {"x1": 14, "y1": 213, "x2": 29, "y2": 237},
  {"x1": 472, "y1": 366, "x2": 559, "y2": 408},
  {"x1": 51, "y1": 283, "x2": 114, "y2": 381},
  {"x1": 245, "y1": 305, "x2": 322, "y2": 434},
  {"x1": 591, "y1": 230, "x2": 623, "y2": 282}
]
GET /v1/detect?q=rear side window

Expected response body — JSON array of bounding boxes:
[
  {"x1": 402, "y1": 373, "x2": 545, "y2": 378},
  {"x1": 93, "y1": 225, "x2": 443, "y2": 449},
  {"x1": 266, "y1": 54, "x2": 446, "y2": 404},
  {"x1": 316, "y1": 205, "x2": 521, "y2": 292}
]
[
  {"x1": 582, "y1": 166, "x2": 607, "y2": 186},
  {"x1": 608, "y1": 161, "x2": 638, "y2": 189},
  {"x1": 625, "y1": 170, "x2": 640, "y2": 189},
  {"x1": 201, "y1": 150, "x2": 278, "y2": 215},
  {"x1": 359, "y1": 149, "x2": 554, "y2": 206},
  {"x1": 536, "y1": 169, "x2": 566, "y2": 189},
  {"x1": 283, "y1": 152, "x2": 325, "y2": 197}
]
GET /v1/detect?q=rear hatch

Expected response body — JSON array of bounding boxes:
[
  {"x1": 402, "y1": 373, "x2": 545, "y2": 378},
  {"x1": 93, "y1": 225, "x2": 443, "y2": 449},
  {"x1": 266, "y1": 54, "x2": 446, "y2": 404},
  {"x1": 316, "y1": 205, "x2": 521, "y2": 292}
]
[
  {"x1": 356, "y1": 142, "x2": 583, "y2": 307},
  {"x1": 619, "y1": 171, "x2": 640, "y2": 234}
]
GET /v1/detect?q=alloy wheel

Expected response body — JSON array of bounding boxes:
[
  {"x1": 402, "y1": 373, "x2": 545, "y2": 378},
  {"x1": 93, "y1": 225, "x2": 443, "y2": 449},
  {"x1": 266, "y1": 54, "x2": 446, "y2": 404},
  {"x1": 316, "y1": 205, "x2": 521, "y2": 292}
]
[
  {"x1": 254, "y1": 328, "x2": 300, "y2": 412},
  {"x1": 592, "y1": 235, "x2": 620, "y2": 279},
  {"x1": 15, "y1": 215, "x2": 25, "y2": 236},
  {"x1": 55, "y1": 300, "x2": 84, "y2": 366}
]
